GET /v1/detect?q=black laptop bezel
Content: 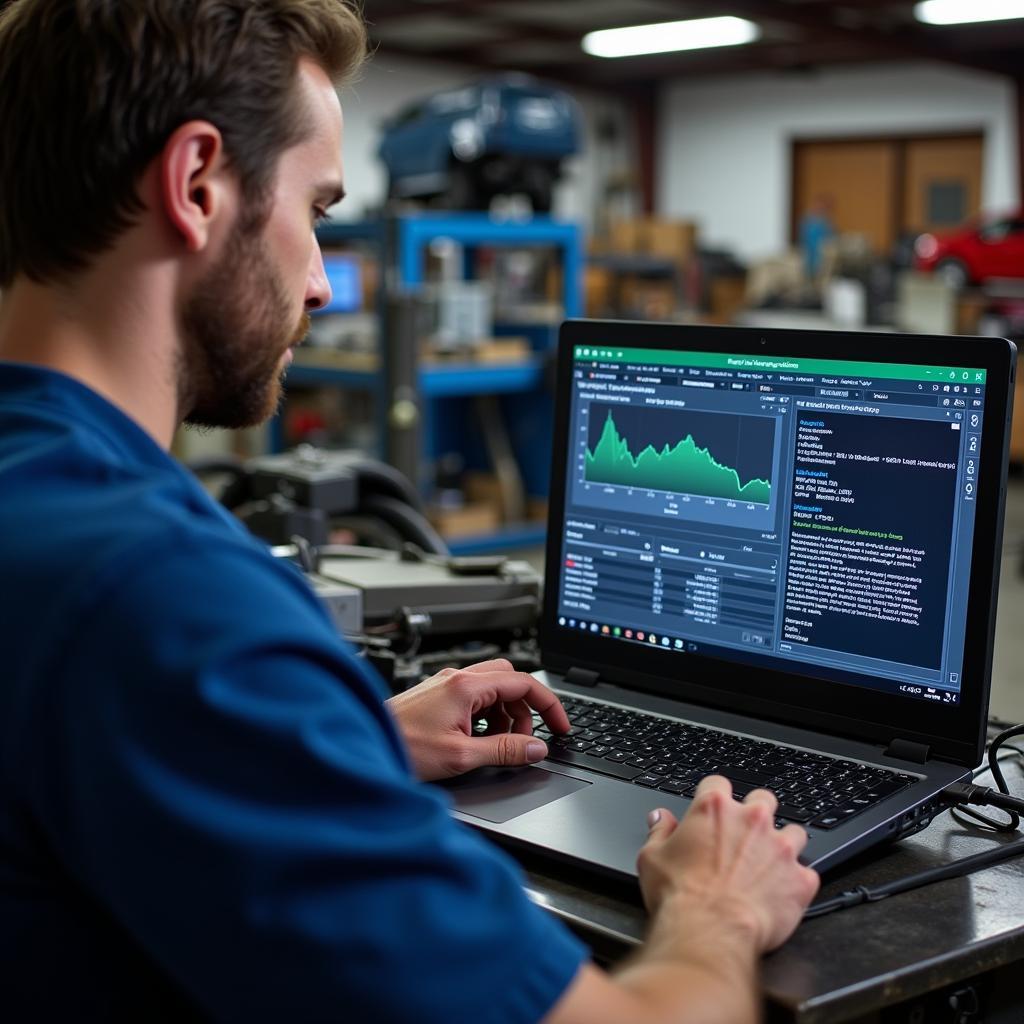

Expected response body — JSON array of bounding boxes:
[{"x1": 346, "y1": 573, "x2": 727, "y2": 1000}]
[{"x1": 540, "y1": 320, "x2": 1016, "y2": 769}]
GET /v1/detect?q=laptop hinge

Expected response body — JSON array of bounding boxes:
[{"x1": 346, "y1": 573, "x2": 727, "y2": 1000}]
[
  {"x1": 885, "y1": 738, "x2": 931, "y2": 764},
  {"x1": 564, "y1": 667, "x2": 600, "y2": 687}
]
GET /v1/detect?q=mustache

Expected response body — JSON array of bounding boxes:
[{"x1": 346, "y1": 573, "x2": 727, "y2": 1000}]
[{"x1": 290, "y1": 312, "x2": 312, "y2": 348}]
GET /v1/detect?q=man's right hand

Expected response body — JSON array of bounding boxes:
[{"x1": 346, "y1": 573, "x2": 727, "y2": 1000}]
[
  {"x1": 637, "y1": 774, "x2": 819, "y2": 954},
  {"x1": 544, "y1": 775, "x2": 819, "y2": 1024}
]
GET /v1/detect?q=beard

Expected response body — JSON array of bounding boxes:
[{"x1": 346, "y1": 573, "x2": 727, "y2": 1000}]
[{"x1": 179, "y1": 215, "x2": 309, "y2": 430}]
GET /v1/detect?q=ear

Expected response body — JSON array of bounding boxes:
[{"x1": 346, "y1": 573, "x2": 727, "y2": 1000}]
[{"x1": 159, "y1": 120, "x2": 233, "y2": 253}]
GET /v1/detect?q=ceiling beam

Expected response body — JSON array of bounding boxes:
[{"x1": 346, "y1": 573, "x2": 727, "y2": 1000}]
[{"x1": 363, "y1": 1, "x2": 1024, "y2": 87}]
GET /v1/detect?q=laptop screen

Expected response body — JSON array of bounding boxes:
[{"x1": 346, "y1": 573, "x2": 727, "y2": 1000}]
[{"x1": 552, "y1": 341, "x2": 990, "y2": 710}]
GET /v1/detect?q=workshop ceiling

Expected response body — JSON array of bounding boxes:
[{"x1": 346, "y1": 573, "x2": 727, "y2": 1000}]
[{"x1": 365, "y1": 0, "x2": 1024, "y2": 91}]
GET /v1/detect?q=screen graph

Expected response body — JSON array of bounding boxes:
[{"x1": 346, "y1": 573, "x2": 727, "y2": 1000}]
[{"x1": 585, "y1": 405, "x2": 775, "y2": 504}]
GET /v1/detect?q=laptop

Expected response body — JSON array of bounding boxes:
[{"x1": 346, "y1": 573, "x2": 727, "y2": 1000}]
[{"x1": 444, "y1": 320, "x2": 1017, "y2": 877}]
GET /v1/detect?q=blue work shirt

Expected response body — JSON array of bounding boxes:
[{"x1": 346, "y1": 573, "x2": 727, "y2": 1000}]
[{"x1": 0, "y1": 362, "x2": 586, "y2": 1022}]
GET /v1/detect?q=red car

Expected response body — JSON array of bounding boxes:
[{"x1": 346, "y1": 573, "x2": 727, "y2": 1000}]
[{"x1": 914, "y1": 210, "x2": 1024, "y2": 288}]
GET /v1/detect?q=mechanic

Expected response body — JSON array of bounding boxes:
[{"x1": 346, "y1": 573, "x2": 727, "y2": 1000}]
[{"x1": 0, "y1": 2, "x2": 819, "y2": 1021}]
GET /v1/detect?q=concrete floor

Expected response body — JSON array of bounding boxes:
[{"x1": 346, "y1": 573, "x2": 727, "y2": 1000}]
[{"x1": 522, "y1": 475, "x2": 1024, "y2": 725}]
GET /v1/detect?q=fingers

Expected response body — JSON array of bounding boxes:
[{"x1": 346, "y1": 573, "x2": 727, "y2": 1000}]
[
  {"x1": 512, "y1": 675, "x2": 571, "y2": 733},
  {"x1": 458, "y1": 658, "x2": 515, "y2": 674},
  {"x1": 454, "y1": 732, "x2": 549, "y2": 773},
  {"x1": 777, "y1": 822, "x2": 810, "y2": 858},
  {"x1": 638, "y1": 775, "x2": 818, "y2": 951},
  {"x1": 502, "y1": 697, "x2": 535, "y2": 735},
  {"x1": 480, "y1": 704, "x2": 513, "y2": 735},
  {"x1": 690, "y1": 773, "x2": 733, "y2": 807},
  {"x1": 453, "y1": 667, "x2": 571, "y2": 734},
  {"x1": 743, "y1": 787, "x2": 779, "y2": 815},
  {"x1": 644, "y1": 806, "x2": 679, "y2": 843}
]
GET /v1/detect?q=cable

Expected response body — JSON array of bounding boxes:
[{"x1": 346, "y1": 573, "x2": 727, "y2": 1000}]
[
  {"x1": 803, "y1": 721, "x2": 1024, "y2": 920},
  {"x1": 360, "y1": 494, "x2": 449, "y2": 556},
  {"x1": 945, "y1": 783, "x2": 1024, "y2": 814},
  {"x1": 947, "y1": 750, "x2": 1024, "y2": 832},
  {"x1": 804, "y1": 839, "x2": 1024, "y2": 919}
]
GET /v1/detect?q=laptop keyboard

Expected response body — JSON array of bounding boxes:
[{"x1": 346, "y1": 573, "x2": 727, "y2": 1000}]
[{"x1": 534, "y1": 695, "x2": 917, "y2": 831}]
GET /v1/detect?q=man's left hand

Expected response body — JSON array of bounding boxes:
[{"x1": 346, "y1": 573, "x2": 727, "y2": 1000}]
[{"x1": 385, "y1": 659, "x2": 570, "y2": 781}]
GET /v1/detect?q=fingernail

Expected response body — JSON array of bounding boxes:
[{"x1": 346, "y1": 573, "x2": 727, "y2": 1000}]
[
  {"x1": 647, "y1": 809, "x2": 661, "y2": 828},
  {"x1": 526, "y1": 740, "x2": 547, "y2": 762}
]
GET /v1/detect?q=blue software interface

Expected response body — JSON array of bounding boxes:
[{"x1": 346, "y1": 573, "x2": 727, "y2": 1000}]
[{"x1": 555, "y1": 345, "x2": 988, "y2": 706}]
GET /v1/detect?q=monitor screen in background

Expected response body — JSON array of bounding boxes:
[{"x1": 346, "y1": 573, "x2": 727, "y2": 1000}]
[{"x1": 317, "y1": 254, "x2": 363, "y2": 315}]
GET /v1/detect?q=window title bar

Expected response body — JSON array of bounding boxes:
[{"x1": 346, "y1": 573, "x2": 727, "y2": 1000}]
[{"x1": 573, "y1": 346, "x2": 987, "y2": 384}]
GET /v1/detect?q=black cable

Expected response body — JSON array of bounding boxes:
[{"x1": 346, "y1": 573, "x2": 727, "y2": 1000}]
[
  {"x1": 360, "y1": 494, "x2": 449, "y2": 556},
  {"x1": 945, "y1": 782, "x2": 1024, "y2": 815},
  {"x1": 944, "y1": 727, "x2": 1024, "y2": 832},
  {"x1": 347, "y1": 458, "x2": 427, "y2": 513},
  {"x1": 803, "y1": 723, "x2": 1024, "y2": 919},
  {"x1": 986, "y1": 723, "x2": 1024, "y2": 799},
  {"x1": 947, "y1": 751, "x2": 1024, "y2": 832},
  {"x1": 804, "y1": 839, "x2": 1024, "y2": 919}
]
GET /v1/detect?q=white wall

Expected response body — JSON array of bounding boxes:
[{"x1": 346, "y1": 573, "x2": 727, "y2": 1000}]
[
  {"x1": 332, "y1": 54, "x2": 632, "y2": 228},
  {"x1": 657, "y1": 62, "x2": 1020, "y2": 263}
]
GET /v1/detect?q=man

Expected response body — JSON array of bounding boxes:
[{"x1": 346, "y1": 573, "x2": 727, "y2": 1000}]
[{"x1": 0, "y1": 2, "x2": 819, "y2": 1021}]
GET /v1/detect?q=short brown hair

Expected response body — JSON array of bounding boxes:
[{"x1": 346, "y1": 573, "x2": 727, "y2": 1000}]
[{"x1": 0, "y1": 0, "x2": 367, "y2": 288}]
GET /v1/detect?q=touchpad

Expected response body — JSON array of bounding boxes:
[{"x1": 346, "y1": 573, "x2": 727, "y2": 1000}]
[{"x1": 442, "y1": 766, "x2": 591, "y2": 823}]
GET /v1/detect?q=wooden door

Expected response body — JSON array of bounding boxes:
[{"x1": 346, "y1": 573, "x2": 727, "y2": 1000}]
[
  {"x1": 903, "y1": 135, "x2": 983, "y2": 235},
  {"x1": 793, "y1": 139, "x2": 899, "y2": 255}
]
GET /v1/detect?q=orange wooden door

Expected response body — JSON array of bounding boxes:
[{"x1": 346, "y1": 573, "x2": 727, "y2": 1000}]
[
  {"x1": 793, "y1": 139, "x2": 899, "y2": 255},
  {"x1": 902, "y1": 135, "x2": 983, "y2": 235}
]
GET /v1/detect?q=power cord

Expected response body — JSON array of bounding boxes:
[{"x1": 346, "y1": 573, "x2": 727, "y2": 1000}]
[
  {"x1": 947, "y1": 722, "x2": 1024, "y2": 832},
  {"x1": 804, "y1": 839, "x2": 1024, "y2": 919},
  {"x1": 803, "y1": 722, "x2": 1024, "y2": 920}
]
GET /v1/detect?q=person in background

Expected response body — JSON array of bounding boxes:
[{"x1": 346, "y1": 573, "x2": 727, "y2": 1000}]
[
  {"x1": 800, "y1": 193, "x2": 837, "y2": 282},
  {"x1": 0, "y1": 2, "x2": 819, "y2": 1021}
]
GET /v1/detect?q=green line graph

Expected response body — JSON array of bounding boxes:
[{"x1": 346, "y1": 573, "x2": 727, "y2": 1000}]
[{"x1": 585, "y1": 410, "x2": 772, "y2": 504}]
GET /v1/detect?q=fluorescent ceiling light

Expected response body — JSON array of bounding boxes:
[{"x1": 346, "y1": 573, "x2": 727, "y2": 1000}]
[
  {"x1": 914, "y1": 0, "x2": 1024, "y2": 25},
  {"x1": 582, "y1": 16, "x2": 759, "y2": 59}
]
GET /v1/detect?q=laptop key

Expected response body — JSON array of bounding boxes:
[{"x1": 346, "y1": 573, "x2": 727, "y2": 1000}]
[
  {"x1": 626, "y1": 756, "x2": 654, "y2": 769},
  {"x1": 811, "y1": 806, "x2": 859, "y2": 830},
  {"x1": 634, "y1": 773, "x2": 666, "y2": 788},
  {"x1": 871, "y1": 778, "x2": 913, "y2": 798},
  {"x1": 721, "y1": 767, "x2": 776, "y2": 788},
  {"x1": 543, "y1": 748, "x2": 645, "y2": 781},
  {"x1": 658, "y1": 779, "x2": 690, "y2": 795},
  {"x1": 775, "y1": 804, "x2": 814, "y2": 823}
]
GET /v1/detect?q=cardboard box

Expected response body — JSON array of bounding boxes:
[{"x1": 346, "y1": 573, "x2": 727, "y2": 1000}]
[
  {"x1": 429, "y1": 500, "x2": 500, "y2": 537},
  {"x1": 707, "y1": 276, "x2": 748, "y2": 325},
  {"x1": 606, "y1": 217, "x2": 698, "y2": 263},
  {"x1": 584, "y1": 266, "x2": 613, "y2": 317},
  {"x1": 421, "y1": 336, "x2": 531, "y2": 363},
  {"x1": 608, "y1": 218, "x2": 645, "y2": 254},
  {"x1": 644, "y1": 219, "x2": 698, "y2": 264},
  {"x1": 464, "y1": 472, "x2": 502, "y2": 505},
  {"x1": 619, "y1": 277, "x2": 677, "y2": 320}
]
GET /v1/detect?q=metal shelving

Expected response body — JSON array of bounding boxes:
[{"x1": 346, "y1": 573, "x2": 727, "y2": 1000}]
[{"x1": 278, "y1": 212, "x2": 582, "y2": 553}]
